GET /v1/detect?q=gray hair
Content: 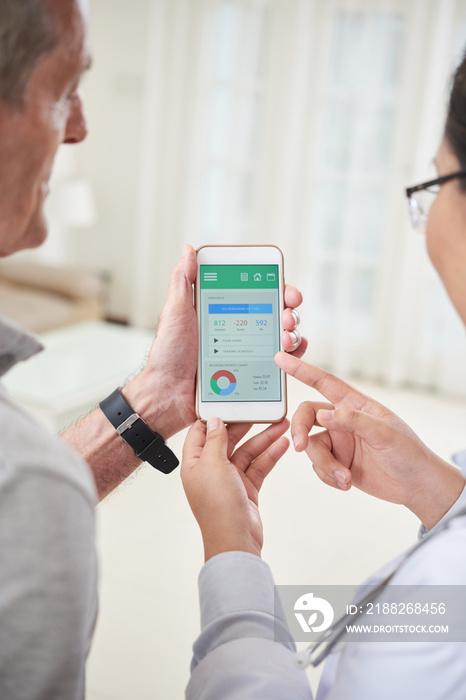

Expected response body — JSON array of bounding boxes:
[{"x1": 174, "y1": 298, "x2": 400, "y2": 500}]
[{"x1": 0, "y1": 0, "x2": 59, "y2": 109}]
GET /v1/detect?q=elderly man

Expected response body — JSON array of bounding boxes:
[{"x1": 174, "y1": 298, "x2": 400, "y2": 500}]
[{"x1": 0, "y1": 1, "x2": 303, "y2": 696}]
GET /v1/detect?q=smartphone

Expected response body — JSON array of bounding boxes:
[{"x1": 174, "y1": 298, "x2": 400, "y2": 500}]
[{"x1": 196, "y1": 245, "x2": 287, "y2": 423}]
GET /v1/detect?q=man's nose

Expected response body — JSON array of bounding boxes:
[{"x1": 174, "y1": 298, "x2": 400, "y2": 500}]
[{"x1": 63, "y1": 94, "x2": 88, "y2": 144}]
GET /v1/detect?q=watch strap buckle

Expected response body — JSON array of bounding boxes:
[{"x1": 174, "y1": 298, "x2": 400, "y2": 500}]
[
  {"x1": 116, "y1": 413, "x2": 139, "y2": 435},
  {"x1": 99, "y1": 388, "x2": 179, "y2": 474}
]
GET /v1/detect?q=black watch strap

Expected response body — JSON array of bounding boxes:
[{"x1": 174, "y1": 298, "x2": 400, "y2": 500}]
[{"x1": 99, "y1": 388, "x2": 179, "y2": 474}]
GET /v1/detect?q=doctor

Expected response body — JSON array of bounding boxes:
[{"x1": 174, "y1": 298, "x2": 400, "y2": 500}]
[{"x1": 181, "y1": 49, "x2": 466, "y2": 700}]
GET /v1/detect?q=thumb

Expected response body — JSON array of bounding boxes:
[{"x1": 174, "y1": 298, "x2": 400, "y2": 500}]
[
  {"x1": 201, "y1": 417, "x2": 229, "y2": 462},
  {"x1": 316, "y1": 406, "x2": 390, "y2": 448},
  {"x1": 181, "y1": 244, "x2": 197, "y2": 285},
  {"x1": 165, "y1": 245, "x2": 197, "y2": 308}
]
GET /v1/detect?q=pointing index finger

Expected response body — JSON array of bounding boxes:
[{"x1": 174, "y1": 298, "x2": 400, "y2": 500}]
[{"x1": 275, "y1": 351, "x2": 367, "y2": 409}]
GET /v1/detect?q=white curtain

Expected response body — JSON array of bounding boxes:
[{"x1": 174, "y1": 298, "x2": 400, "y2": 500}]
[{"x1": 132, "y1": 0, "x2": 466, "y2": 396}]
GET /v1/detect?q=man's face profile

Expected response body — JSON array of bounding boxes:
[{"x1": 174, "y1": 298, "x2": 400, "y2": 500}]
[{"x1": 0, "y1": 0, "x2": 91, "y2": 258}]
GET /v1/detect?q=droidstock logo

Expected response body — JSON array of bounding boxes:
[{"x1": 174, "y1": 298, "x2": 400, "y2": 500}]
[{"x1": 294, "y1": 592, "x2": 335, "y2": 633}]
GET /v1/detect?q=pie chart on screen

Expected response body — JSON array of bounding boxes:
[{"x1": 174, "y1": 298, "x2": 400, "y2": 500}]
[{"x1": 211, "y1": 370, "x2": 237, "y2": 396}]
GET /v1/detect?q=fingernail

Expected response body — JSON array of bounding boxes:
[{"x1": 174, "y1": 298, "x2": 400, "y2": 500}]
[
  {"x1": 289, "y1": 330, "x2": 301, "y2": 347},
  {"x1": 334, "y1": 469, "x2": 347, "y2": 482},
  {"x1": 207, "y1": 417, "x2": 221, "y2": 433},
  {"x1": 182, "y1": 244, "x2": 188, "y2": 258},
  {"x1": 317, "y1": 409, "x2": 334, "y2": 423},
  {"x1": 337, "y1": 481, "x2": 349, "y2": 491},
  {"x1": 292, "y1": 434, "x2": 301, "y2": 450},
  {"x1": 291, "y1": 309, "x2": 301, "y2": 326}
]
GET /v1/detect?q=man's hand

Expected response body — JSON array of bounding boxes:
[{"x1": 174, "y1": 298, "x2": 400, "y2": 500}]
[
  {"x1": 280, "y1": 289, "x2": 308, "y2": 357},
  {"x1": 124, "y1": 245, "x2": 198, "y2": 439},
  {"x1": 181, "y1": 419, "x2": 289, "y2": 561},
  {"x1": 63, "y1": 247, "x2": 306, "y2": 501},
  {"x1": 275, "y1": 353, "x2": 465, "y2": 530},
  {"x1": 125, "y1": 246, "x2": 307, "y2": 440}
]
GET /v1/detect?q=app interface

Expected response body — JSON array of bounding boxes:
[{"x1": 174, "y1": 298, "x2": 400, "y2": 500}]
[{"x1": 200, "y1": 264, "x2": 281, "y2": 403}]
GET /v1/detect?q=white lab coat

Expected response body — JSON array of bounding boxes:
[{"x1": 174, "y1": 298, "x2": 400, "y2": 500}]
[{"x1": 186, "y1": 464, "x2": 466, "y2": 700}]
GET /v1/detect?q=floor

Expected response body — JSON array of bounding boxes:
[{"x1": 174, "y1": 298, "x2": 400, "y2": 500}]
[{"x1": 85, "y1": 375, "x2": 466, "y2": 699}]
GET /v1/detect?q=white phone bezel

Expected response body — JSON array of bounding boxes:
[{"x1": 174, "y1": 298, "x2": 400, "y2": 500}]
[{"x1": 195, "y1": 245, "x2": 287, "y2": 423}]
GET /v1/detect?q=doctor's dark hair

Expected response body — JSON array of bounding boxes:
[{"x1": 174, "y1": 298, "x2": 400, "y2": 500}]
[
  {"x1": 445, "y1": 49, "x2": 466, "y2": 185},
  {"x1": 0, "y1": 0, "x2": 59, "y2": 109}
]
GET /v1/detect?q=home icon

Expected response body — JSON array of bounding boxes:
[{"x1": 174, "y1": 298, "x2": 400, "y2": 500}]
[{"x1": 254, "y1": 273, "x2": 262, "y2": 281}]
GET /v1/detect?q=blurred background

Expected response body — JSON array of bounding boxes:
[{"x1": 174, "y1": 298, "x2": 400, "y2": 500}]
[
  {"x1": 7, "y1": 0, "x2": 466, "y2": 395},
  {"x1": 3, "y1": 0, "x2": 466, "y2": 698}
]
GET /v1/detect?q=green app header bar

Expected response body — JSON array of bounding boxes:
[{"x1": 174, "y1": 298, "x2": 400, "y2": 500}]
[{"x1": 200, "y1": 264, "x2": 279, "y2": 289}]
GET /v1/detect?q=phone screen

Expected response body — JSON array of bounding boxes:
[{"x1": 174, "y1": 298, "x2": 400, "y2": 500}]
[{"x1": 199, "y1": 264, "x2": 282, "y2": 403}]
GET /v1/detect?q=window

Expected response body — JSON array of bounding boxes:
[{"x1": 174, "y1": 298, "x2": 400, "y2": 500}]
[{"x1": 193, "y1": 0, "x2": 272, "y2": 242}]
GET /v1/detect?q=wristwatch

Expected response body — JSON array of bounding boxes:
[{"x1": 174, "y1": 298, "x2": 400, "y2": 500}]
[{"x1": 99, "y1": 388, "x2": 179, "y2": 474}]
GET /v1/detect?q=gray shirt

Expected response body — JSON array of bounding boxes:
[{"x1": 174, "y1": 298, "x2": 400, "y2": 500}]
[{"x1": 0, "y1": 316, "x2": 98, "y2": 699}]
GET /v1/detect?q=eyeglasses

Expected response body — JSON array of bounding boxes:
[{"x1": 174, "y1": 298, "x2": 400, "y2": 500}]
[{"x1": 406, "y1": 170, "x2": 466, "y2": 232}]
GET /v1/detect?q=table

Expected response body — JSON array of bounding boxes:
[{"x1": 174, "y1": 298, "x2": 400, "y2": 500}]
[{"x1": 3, "y1": 321, "x2": 154, "y2": 433}]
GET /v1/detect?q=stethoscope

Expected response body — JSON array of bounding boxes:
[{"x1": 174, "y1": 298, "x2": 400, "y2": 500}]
[{"x1": 295, "y1": 502, "x2": 466, "y2": 670}]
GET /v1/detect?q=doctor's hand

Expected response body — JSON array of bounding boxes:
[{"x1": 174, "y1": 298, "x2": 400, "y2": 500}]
[
  {"x1": 126, "y1": 246, "x2": 306, "y2": 441},
  {"x1": 181, "y1": 419, "x2": 289, "y2": 561},
  {"x1": 275, "y1": 353, "x2": 465, "y2": 530}
]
